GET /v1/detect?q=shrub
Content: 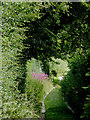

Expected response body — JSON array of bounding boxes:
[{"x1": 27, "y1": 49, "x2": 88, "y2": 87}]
[
  {"x1": 1, "y1": 2, "x2": 36, "y2": 118},
  {"x1": 53, "y1": 77, "x2": 60, "y2": 86},
  {"x1": 81, "y1": 95, "x2": 90, "y2": 120},
  {"x1": 81, "y1": 74, "x2": 90, "y2": 120},
  {"x1": 1, "y1": 81, "x2": 38, "y2": 118},
  {"x1": 61, "y1": 52, "x2": 89, "y2": 118}
]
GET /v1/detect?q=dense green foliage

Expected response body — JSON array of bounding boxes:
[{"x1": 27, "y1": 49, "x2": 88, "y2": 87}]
[
  {"x1": 1, "y1": 2, "x2": 34, "y2": 118},
  {"x1": 1, "y1": 1, "x2": 89, "y2": 119},
  {"x1": 61, "y1": 51, "x2": 90, "y2": 118},
  {"x1": 53, "y1": 77, "x2": 60, "y2": 86}
]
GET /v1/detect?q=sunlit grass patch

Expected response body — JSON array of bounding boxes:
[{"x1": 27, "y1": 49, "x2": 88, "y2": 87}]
[{"x1": 45, "y1": 86, "x2": 74, "y2": 120}]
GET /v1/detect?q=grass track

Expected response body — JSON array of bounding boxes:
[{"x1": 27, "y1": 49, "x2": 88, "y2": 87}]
[{"x1": 45, "y1": 86, "x2": 74, "y2": 120}]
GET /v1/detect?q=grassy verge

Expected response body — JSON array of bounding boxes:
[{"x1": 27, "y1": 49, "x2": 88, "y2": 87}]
[
  {"x1": 42, "y1": 79, "x2": 53, "y2": 95},
  {"x1": 45, "y1": 86, "x2": 74, "y2": 120}
]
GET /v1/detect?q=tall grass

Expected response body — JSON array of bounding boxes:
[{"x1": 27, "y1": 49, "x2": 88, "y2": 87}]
[{"x1": 25, "y1": 59, "x2": 53, "y2": 115}]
